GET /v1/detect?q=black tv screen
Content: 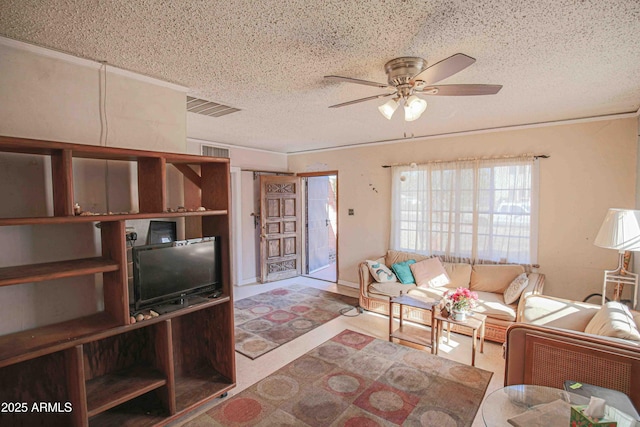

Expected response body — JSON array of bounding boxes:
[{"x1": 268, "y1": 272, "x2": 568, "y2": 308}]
[
  {"x1": 133, "y1": 237, "x2": 220, "y2": 310},
  {"x1": 146, "y1": 220, "x2": 177, "y2": 244}
]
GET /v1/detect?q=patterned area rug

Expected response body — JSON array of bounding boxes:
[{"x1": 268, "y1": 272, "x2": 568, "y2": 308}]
[
  {"x1": 192, "y1": 330, "x2": 492, "y2": 426},
  {"x1": 234, "y1": 285, "x2": 359, "y2": 359}
]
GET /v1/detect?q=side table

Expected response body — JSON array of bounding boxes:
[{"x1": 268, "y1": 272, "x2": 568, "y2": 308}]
[
  {"x1": 388, "y1": 293, "x2": 441, "y2": 353},
  {"x1": 482, "y1": 384, "x2": 590, "y2": 427},
  {"x1": 434, "y1": 309, "x2": 486, "y2": 366}
]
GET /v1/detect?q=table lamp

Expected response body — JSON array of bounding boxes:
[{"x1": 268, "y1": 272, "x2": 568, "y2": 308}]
[{"x1": 594, "y1": 208, "x2": 640, "y2": 308}]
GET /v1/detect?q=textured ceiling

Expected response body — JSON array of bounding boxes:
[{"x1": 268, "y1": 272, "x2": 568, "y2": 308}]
[{"x1": 1, "y1": 0, "x2": 639, "y2": 153}]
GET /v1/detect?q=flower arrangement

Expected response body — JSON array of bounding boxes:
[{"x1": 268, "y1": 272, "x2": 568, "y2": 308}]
[{"x1": 444, "y1": 287, "x2": 479, "y2": 313}]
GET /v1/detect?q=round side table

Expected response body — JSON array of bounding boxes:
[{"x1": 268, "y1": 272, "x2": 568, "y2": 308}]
[{"x1": 482, "y1": 384, "x2": 589, "y2": 426}]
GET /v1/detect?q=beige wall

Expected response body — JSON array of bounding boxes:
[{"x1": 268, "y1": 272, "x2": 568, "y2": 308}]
[
  {"x1": 288, "y1": 118, "x2": 638, "y2": 301},
  {"x1": 0, "y1": 41, "x2": 188, "y2": 335},
  {"x1": 185, "y1": 138, "x2": 287, "y2": 285},
  {"x1": 0, "y1": 42, "x2": 186, "y2": 151}
]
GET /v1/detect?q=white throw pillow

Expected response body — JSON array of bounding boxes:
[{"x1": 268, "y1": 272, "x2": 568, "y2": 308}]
[
  {"x1": 410, "y1": 257, "x2": 450, "y2": 288},
  {"x1": 503, "y1": 273, "x2": 529, "y2": 304},
  {"x1": 584, "y1": 302, "x2": 640, "y2": 341},
  {"x1": 366, "y1": 260, "x2": 397, "y2": 283}
]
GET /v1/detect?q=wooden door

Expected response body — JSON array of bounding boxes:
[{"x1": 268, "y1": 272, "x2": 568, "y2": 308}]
[{"x1": 260, "y1": 175, "x2": 301, "y2": 282}]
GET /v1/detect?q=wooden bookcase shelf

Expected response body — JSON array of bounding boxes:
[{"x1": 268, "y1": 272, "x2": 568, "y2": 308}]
[
  {"x1": 0, "y1": 210, "x2": 228, "y2": 227},
  {"x1": 86, "y1": 365, "x2": 167, "y2": 417},
  {"x1": 0, "y1": 257, "x2": 120, "y2": 287},
  {"x1": 0, "y1": 136, "x2": 235, "y2": 426},
  {"x1": 0, "y1": 313, "x2": 120, "y2": 368}
]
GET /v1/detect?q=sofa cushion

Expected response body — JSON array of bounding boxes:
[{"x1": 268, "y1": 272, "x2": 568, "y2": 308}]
[
  {"x1": 369, "y1": 281, "x2": 417, "y2": 298},
  {"x1": 470, "y1": 264, "x2": 525, "y2": 293},
  {"x1": 408, "y1": 288, "x2": 517, "y2": 321},
  {"x1": 584, "y1": 302, "x2": 640, "y2": 342},
  {"x1": 385, "y1": 250, "x2": 430, "y2": 267},
  {"x1": 410, "y1": 257, "x2": 450, "y2": 288},
  {"x1": 503, "y1": 273, "x2": 529, "y2": 304},
  {"x1": 472, "y1": 291, "x2": 517, "y2": 321},
  {"x1": 443, "y1": 262, "x2": 472, "y2": 289},
  {"x1": 407, "y1": 286, "x2": 448, "y2": 301},
  {"x1": 365, "y1": 260, "x2": 397, "y2": 283},
  {"x1": 391, "y1": 260, "x2": 416, "y2": 284},
  {"x1": 521, "y1": 295, "x2": 599, "y2": 331}
]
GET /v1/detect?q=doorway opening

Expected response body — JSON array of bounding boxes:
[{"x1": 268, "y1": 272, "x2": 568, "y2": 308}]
[{"x1": 303, "y1": 173, "x2": 338, "y2": 283}]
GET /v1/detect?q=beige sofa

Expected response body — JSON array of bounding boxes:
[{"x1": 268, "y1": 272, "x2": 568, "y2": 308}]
[
  {"x1": 505, "y1": 295, "x2": 640, "y2": 410},
  {"x1": 358, "y1": 250, "x2": 545, "y2": 343}
]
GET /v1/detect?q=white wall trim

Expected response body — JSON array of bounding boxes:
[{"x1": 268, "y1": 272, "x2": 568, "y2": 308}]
[
  {"x1": 288, "y1": 110, "x2": 640, "y2": 155},
  {"x1": 337, "y1": 279, "x2": 358, "y2": 289},
  {"x1": 236, "y1": 277, "x2": 259, "y2": 286},
  {"x1": 0, "y1": 36, "x2": 188, "y2": 92},
  {"x1": 230, "y1": 166, "x2": 242, "y2": 286}
]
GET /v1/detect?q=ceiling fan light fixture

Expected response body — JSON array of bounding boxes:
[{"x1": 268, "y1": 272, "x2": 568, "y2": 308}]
[
  {"x1": 378, "y1": 98, "x2": 399, "y2": 120},
  {"x1": 404, "y1": 95, "x2": 427, "y2": 121}
]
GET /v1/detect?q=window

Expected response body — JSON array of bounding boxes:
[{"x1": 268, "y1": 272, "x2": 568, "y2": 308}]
[{"x1": 390, "y1": 157, "x2": 538, "y2": 264}]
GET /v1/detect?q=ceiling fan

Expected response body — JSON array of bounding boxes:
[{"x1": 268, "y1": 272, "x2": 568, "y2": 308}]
[{"x1": 325, "y1": 53, "x2": 502, "y2": 121}]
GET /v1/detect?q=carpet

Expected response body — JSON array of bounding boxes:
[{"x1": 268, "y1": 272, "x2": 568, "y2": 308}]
[
  {"x1": 194, "y1": 330, "x2": 493, "y2": 426},
  {"x1": 234, "y1": 284, "x2": 359, "y2": 359}
]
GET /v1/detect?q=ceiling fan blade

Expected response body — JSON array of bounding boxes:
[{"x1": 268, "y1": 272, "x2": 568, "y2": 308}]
[
  {"x1": 329, "y1": 92, "x2": 395, "y2": 108},
  {"x1": 423, "y1": 84, "x2": 502, "y2": 96},
  {"x1": 412, "y1": 53, "x2": 476, "y2": 85},
  {"x1": 325, "y1": 75, "x2": 391, "y2": 89}
]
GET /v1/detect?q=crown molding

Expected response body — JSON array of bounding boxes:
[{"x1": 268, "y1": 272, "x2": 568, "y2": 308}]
[
  {"x1": 0, "y1": 36, "x2": 188, "y2": 92},
  {"x1": 288, "y1": 110, "x2": 640, "y2": 155}
]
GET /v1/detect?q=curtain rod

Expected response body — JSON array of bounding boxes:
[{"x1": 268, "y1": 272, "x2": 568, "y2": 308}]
[{"x1": 381, "y1": 154, "x2": 550, "y2": 168}]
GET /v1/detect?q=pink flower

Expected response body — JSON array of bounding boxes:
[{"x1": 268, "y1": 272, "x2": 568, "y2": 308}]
[{"x1": 445, "y1": 287, "x2": 478, "y2": 311}]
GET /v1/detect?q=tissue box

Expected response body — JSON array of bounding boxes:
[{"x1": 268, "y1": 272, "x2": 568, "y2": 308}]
[{"x1": 571, "y1": 406, "x2": 617, "y2": 427}]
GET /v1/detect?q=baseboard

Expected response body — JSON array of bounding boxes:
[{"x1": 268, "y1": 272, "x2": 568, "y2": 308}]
[
  {"x1": 236, "y1": 277, "x2": 258, "y2": 286},
  {"x1": 337, "y1": 279, "x2": 358, "y2": 289}
]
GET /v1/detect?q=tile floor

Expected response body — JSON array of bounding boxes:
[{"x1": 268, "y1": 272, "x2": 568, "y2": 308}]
[{"x1": 171, "y1": 276, "x2": 505, "y2": 426}]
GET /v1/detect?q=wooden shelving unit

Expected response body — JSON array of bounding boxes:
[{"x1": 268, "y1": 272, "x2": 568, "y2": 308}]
[
  {"x1": 86, "y1": 365, "x2": 167, "y2": 417},
  {"x1": 0, "y1": 136, "x2": 235, "y2": 427},
  {"x1": 0, "y1": 257, "x2": 120, "y2": 287}
]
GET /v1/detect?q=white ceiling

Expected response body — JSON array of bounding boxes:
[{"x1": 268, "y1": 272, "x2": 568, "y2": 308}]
[{"x1": 1, "y1": 0, "x2": 639, "y2": 153}]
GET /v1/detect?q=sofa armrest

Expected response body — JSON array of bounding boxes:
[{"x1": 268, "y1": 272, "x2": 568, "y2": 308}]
[
  {"x1": 504, "y1": 323, "x2": 640, "y2": 410},
  {"x1": 515, "y1": 273, "x2": 545, "y2": 321},
  {"x1": 358, "y1": 256, "x2": 384, "y2": 298}
]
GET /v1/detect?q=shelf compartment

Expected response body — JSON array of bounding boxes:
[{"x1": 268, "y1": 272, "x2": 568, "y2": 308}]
[
  {"x1": 0, "y1": 312, "x2": 119, "y2": 368},
  {"x1": 88, "y1": 391, "x2": 168, "y2": 427},
  {"x1": 86, "y1": 365, "x2": 167, "y2": 417},
  {"x1": 0, "y1": 209, "x2": 228, "y2": 226},
  {"x1": 0, "y1": 351, "x2": 76, "y2": 427},
  {"x1": 0, "y1": 257, "x2": 120, "y2": 287},
  {"x1": 174, "y1": 365, "x2": 234, "y2": 413}
]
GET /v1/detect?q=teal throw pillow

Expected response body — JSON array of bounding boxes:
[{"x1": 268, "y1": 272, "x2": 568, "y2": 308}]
[{"x1": 391, "y1": 259, "x2": 416, "y2": 284}]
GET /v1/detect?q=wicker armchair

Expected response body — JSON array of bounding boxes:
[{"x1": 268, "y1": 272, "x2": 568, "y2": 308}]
[{"x1": 504, "y1": 323, "x2": 640, "y2": 410}]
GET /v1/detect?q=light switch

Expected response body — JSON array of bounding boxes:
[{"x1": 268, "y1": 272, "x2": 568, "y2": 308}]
[{"x1": 348, "y1": 209, "x2": 354, "y2": 215}]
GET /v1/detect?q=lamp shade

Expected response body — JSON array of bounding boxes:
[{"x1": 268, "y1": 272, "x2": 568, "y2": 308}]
[
  {"x1": 403, "y1": 95, "x2": 427, "y2": 121},
  {"x1": 594, "y1": 208, "x2": 640, "y2": 251},
  {"x1": 378, "y1": 98, "x2": 399, "y2": 120}
]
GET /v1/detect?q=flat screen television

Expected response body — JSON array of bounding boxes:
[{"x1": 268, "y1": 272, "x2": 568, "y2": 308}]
[{"x1": 132, "y1": 237, "x2": 221, "y2": 311}]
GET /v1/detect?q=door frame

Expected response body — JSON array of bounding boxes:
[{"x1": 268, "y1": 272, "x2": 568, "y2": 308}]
[{"x1": 297, "y1": 171, "x2": 339, "y2": 283}]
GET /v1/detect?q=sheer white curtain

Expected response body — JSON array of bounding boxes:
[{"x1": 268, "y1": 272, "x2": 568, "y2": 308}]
[{"x1": 390, "y1": 157, "x2": 538, "y2": 264}]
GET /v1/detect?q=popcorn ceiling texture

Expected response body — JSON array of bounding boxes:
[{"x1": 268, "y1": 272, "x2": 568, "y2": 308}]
[{"x1": 0, "y1": 0, "x2": 639, "y2": 152}]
